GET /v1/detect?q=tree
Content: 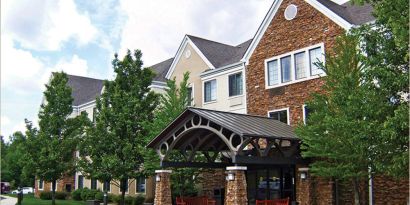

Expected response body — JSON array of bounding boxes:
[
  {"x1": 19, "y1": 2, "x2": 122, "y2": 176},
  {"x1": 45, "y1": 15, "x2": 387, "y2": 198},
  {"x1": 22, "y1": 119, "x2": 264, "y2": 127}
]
[
  {"x1": 1, "y1": 132, "x2": 35, "y2": 188},
  {"x1": 78, "y1": 50, "x2": 160, "y2": 205},
  {"x1": 24, "y1": 72, "x2": 88, "y2": 205}
]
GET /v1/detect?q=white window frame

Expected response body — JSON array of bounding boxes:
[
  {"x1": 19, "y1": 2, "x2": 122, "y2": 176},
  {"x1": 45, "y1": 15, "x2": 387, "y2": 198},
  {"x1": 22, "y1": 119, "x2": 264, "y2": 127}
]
[
  {"x1": 203, "y1": 79, "x2": 217, "y2": 104},
  {"x1": 267, "y1": 107, "x2": 290, "y2": 125},
  {"x1": 77, "y1": 175, "x2": 84, "y2": 189},
  {"x1": 265, "y1": 43, "x2": 325, "y2": 89},
  {"x1": 125, "y1": 179, "x2": 129, "y2": 195},
  {"x1": 135, "y1": 177, "x2": 147, "y2": 195},
  {"x1": 38, "y1": 179, "x2": 44, "y2": 190},
  {"x1": 100, "y1": 180, "x2": 111, "y2": 193},
  {"x1": 228, "y1": 72, "x2": 244, "y2": 98}
]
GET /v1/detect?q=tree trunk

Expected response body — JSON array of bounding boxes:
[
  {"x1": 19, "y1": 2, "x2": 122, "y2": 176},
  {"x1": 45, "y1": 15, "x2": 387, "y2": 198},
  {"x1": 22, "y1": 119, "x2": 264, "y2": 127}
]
[
  {"x1": 121, "y1": 189, "x2": 126, "y2": 205},
  {"x1": 353, "y1": 178, "x2": 361, "y2": 205},
  {"x1": 52, "y1": 180, "x2": 56, "y2": 205},
  {"x1": 120, "y1": 178, "x2": 126, "y2": 205}
]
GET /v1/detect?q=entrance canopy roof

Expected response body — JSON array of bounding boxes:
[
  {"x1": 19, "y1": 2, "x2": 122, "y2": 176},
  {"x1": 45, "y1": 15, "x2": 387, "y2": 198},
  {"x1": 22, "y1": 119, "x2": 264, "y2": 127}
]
[{"x1": 147, "y1": 108, "x2": 304, "y2": 167}]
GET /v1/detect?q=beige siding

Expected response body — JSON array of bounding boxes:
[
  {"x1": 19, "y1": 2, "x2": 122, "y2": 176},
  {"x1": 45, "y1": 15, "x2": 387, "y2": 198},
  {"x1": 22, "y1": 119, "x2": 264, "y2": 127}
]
[{"x1": 170, "y1": 43, "x2": 212, "y2": 107}]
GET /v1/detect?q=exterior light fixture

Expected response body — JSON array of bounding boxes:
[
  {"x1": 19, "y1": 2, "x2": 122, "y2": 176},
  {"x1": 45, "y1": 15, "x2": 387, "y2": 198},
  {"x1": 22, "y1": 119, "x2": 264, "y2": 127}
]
[
  {"x1": 298, "y1": 167, "x2": 309, "y2": 180},
  {"x1": 156, "y1": 175, "x2": 161, "y2": 182},
  {"x1": 226, "y1": 173, "x2": 235, "y2": 181}
]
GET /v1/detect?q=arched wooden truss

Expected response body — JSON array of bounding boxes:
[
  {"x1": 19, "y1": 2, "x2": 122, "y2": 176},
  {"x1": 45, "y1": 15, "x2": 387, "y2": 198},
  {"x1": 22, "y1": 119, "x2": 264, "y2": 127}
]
[{"x1": 147, "y1": 108, "x2": 305, "y2": 168}]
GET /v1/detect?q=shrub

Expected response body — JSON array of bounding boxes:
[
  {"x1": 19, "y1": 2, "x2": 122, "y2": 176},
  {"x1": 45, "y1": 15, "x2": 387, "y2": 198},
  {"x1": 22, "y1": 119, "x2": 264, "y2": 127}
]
[
  {"x1": 124, "y1": 196, "x2": 134, "y2": 205},
  {"x1": 135, "y1": 195, "x2": 145, "y2": 205},
  {"x1": 94, "y1": 191, "x2": 104, "y2": 201},
  {"x1": 39, "y1": 191, "x2": 52, "y2": 200},
  {"x1": 55, "y1": 192, "x2": 68, "y2": 200},
  {"x1": 72, "y1": 189, "x2": 82, "y2": 201}
]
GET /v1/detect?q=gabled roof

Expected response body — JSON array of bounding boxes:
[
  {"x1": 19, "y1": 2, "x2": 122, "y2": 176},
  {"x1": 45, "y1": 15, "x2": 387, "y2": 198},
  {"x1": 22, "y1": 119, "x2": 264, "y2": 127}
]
[
  {"x1": 67, "y1": 74, "x2": 104, "y2": 106},
  {"x1": 243, "y1": 0, "x2": 375, "y2": 63},
  {"x1": 149, "y1": 58, "x2": 174, "y2": 82},
  {"x1": 317, "y1": 0, "x2": 374, "y2": 25},
  {"x1": 187, "y1": 35, "x2": 252, "y2": 68}
]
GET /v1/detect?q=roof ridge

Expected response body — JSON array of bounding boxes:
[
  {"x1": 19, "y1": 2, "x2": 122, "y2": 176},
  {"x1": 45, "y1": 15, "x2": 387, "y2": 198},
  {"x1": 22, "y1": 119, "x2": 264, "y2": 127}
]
[
  {"x1": 187, "y1": 34, "x2": 236, "y2": 48},
  {"x1": 67, "y1": 74, "x2": 104, "y2": 81},
  {"x1": 188, "y1": 107, "x2": 272, "y2": 120}
]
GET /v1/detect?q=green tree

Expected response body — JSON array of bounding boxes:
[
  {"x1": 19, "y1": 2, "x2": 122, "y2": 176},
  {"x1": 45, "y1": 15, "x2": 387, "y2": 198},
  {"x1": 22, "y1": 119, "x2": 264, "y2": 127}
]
[
  {"x1": 1, "y1": 132, "x2": 35, "y2": 188},
  {"x1": 24, "y1": 72, "x2": 88, "y2": 205},
  {"x1": 78, "y1": 50, "x2": 160, "y2": 205}
]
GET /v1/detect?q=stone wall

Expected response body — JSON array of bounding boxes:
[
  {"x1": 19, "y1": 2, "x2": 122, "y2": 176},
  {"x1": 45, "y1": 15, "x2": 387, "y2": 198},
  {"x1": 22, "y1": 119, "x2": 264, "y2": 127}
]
[
  {"x1": 200, "y1": 169, "x2": 226, "y2": 198},
  {"x1": 224, "y1": 169, "x2": 247, "y2": 205},
  {"x1": 372, "y1": 175, "x2": 408, "y2": 205},
  {"x1": 154, "y1": 171, "x2": 172, "y2": 205}
]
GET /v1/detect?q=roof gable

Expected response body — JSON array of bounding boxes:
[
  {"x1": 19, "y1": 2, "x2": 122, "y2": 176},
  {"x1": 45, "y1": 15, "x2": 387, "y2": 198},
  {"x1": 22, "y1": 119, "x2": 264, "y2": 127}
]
[
  {"x1": 242, "y1": 0, "x2": 374, "y2": 63},
  {"x1": 67, "y1": 74, "x2": 104, "y2": 106},
  {"x1": 149, "y1": 58, "x2": 174, "y2": 82}
]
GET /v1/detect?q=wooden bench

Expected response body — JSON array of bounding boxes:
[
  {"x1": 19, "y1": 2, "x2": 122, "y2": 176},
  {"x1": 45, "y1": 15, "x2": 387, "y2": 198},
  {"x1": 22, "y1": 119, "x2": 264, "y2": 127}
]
[
  {"x1": 176, "y1": 196, "x2": 216, "y2": 205},
  {"x1": 256, "y1": 197, "x2": 289, "y2": 205}
]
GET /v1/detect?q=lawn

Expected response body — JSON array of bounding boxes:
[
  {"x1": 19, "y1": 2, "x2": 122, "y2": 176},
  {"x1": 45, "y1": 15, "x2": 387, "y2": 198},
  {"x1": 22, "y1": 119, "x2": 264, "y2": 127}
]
[{"x1": 6, "y1": 194, "x2": 86, "y2": 205}]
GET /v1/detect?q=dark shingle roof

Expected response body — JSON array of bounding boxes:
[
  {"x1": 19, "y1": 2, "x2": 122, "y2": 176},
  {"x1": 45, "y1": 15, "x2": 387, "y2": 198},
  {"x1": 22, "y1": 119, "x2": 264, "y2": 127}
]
[
  {"x1": 149, "y1": 58, "x2": 174, "y2": 82},
  {"x1": 188, "y1": 35, "x2": 252, "y2": 68},
  {"x1": 67, "y1": 74, "x2": 104, "y2": 106},
  {"x1": 318, "y1": 0, "x2": 375, "y2": 25},
  {"x1": 147, "y1": 107, "x2": 298, "y2": 148}
]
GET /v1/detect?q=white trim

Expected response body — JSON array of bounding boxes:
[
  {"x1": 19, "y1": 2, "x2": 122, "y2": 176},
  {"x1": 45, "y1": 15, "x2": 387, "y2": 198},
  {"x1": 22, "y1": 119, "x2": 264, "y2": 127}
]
[
  {"x1": 226, "y1": 166, "x2": 247, "y2": 171},
  {"x1": 242, "y1": 0, "x2": 355, "y2": 64},
  {"x1": 155, "y1": 170, "x2": 172, "y2": 173},
  {"x1": 201, "y1": 65, "x2": 244, "y2": 81},
  {"x1": 227, "y1": 71, "x2": 244, "y2": 98},
  {"x1": 305, "y1": 0, "x2": 353, "y2": 30},
  {"x1": 264, "y1": 43, "x2": 325, "y2": 89},
  {"x1": 200, "y1": 61, "x2": 243, "y2": 78},
  {"x1": 267, "y1": 107, "x2": 290, "y2": 125},
  {"x1": 243, "y1": 62, "x2": 248, "y2": 114},
  {"x1": 242, "y1": 0, "x2": 283, "y2": 64},
  {"x1": 148, "y1": 84, "x2": 169, "y2": 90},
  {"x1": 202, "y1": 79, "x2": 217, "y2": 104},
  {"x1": 298, "y1": 167, "x2": 309, "y2": 172},
  {"x1": 135, "y1": 177, "x2": 147, "y2": 195},
  {"x1": 165, "y1": 35, "x2": 215, "y2": 79}
]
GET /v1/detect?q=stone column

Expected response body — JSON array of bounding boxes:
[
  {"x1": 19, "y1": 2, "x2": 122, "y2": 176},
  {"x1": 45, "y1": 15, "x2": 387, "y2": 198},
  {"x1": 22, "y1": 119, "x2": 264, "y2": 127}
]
[
  {"x1": 225, "y1": 166, "x2": 247, "y2": 205},
  {"x1": 154, "y1": 170, "x2": 172, "y2": 205}
]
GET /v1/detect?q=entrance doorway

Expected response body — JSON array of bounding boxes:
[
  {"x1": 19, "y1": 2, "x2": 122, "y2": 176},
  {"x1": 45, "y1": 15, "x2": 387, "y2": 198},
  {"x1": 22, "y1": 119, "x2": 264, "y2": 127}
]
[{"x1": 246, "y1": 166, "x2": 295, "y2": 205}]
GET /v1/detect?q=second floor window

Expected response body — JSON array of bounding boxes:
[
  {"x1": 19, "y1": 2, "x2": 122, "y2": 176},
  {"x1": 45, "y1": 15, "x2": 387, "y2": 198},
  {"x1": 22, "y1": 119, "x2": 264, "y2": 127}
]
[
  {"x1": 78, "y1": 175, "x2": 84, "y2": 189},
  {"x1": 268, "y1": 109, "x2": 289, "y2": 124},
  {"x1": 204, "y1": 80, "x2": 216, "y2": 102},
  {"x1": 265, "y1": 43, "x2": 325, "y2": 88},
  {"x1": 229, "y1": 72, "x2": 243, "y2": 97},
  {"x1": 91, "y1": 178, "x2": 97, "y2": 190},
  {"x1": 187, "y1": 87, "x2": 193, "y2": 106}
]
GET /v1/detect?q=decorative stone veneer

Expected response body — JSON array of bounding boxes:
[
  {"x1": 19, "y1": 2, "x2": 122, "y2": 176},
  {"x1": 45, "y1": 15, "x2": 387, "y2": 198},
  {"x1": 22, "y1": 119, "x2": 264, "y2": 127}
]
[
  {"x1": 154, "y1": 170, "x2": 172, "y2": 205},
  {"x1": 201, "y1": 169, "x2": 226, "y2": 198},
  {"x1": 224, "y1": 166, "x2": 247, "y2": 205},
  {"x1": 372, "y1": 175, "x2": 408, "y2": 205}
]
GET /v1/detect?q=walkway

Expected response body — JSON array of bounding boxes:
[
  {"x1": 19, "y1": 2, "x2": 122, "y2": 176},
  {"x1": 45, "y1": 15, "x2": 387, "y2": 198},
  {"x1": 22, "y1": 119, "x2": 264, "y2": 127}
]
[{"x1": 0, "y1": 195, "x2": 17, "y2": 205}]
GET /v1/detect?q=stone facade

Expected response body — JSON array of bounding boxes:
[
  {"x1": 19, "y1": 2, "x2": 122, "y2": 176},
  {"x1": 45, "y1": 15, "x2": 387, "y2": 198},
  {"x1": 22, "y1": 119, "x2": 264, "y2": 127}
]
[
  {"x1": 372, "y1": 175, "x2": 409, "y2": 205},
  {"x1": 154, "y1": 170, "x2": 172, "y2": 205},
  {"x1": 200, "y1": 169, "x2": 226, "y2": 198},
  {"x1": 225, "y1": 167, "x2": 247, "y2": 205}
]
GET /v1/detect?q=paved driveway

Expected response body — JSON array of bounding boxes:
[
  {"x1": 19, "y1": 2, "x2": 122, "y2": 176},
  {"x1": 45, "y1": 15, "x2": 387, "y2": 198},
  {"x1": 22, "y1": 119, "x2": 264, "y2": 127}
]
[{"x1": 0, "y1": 195, "x2": 17, "y2": 205}]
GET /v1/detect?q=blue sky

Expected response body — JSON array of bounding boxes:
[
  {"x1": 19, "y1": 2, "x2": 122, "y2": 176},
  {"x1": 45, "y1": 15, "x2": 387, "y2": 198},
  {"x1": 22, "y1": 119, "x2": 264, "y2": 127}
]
[{"x1": 1, "y1": 0, "x2": 272, "y2": 141}]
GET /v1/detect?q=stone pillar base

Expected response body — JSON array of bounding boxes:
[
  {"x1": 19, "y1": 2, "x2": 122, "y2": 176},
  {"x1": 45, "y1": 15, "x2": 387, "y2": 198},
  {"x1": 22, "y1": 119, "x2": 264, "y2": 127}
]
[
  {"x1": 154, "y1": 170, "x2": 172, "y2": 205},
  {"x1": 225, "y1": 166, "x2": 247, "y2": 205}
]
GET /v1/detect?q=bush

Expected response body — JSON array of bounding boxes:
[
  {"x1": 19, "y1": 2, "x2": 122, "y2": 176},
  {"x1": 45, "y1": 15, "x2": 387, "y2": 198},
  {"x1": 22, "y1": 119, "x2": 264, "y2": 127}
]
[
  {"x1": 55, "y1": 192, "x2": 68, "y2": 200},
  {"x1": 39, "y1": 191, "x2": 52, "y2": 200},
  {"x1": 94, "y1": 191, "x2": 104, "y2": 201},
  {"x1": 72, "y1": 189, "x2": 82, "y2": 201},
  {"x1": 124, "y1": 196, "x2": 134, "y2": 205},
  {"x1": 135, "y1": 195, "x2": 145, "y2": 205},
  {"x1": 80, "y1": 188, "x2": 99, "y2": 201}
]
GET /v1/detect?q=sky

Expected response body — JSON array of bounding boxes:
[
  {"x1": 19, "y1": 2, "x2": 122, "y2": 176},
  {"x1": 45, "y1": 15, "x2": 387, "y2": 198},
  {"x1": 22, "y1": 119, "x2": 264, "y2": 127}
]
[{"x1": 1, "y1": 0, "x2": 273, "y2": 141}]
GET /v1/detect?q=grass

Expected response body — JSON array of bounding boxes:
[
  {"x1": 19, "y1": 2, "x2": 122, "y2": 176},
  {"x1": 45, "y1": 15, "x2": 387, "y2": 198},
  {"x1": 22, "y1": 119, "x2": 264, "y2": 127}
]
[{"x1": 5, "y1": 194, "x2": 86, "y2": 205}]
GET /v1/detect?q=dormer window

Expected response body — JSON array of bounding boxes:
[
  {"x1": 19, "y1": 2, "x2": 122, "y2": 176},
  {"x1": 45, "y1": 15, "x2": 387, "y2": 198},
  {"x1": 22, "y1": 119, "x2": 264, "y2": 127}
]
[{"x1": 265, "y1": 43, "x2": 325, "y2": 89}]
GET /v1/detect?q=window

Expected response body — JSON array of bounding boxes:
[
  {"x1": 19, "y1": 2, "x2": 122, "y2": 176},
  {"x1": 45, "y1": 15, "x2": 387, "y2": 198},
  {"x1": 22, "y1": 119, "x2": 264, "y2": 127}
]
[
  {"x1": 120, "y1": 179, "x2": 128, "y2": 193},
  {"x1": 294, "y1": 52, "x2": 307, "y2": 79},
  {"x1": 309, "y1": 47, "x2": 324, "y2": 76},
  {"x1": 268, "y1": 109, "x2": 289, "y2": 124},
  {"x1": 303, "y1": 105, "x2": 311, "y2": 124},
  {"x1": 281, "y1": 56, "x2": 292, "y2": 83},
  {"x1": 92, "y1": 108, "x2": 97, "y2": 123},
  {"x1": 103, "y1": 180, "x2": 111, "y2": 192},
  {"x1": 39, "y1": 179, "x2": 44, "y2": 190},
  {"x1": 78, "y1": 175, "x2": 84, "y2": 189},
  {"x1": 204, "y1": 80, "x2": 216, "y2": 102},
  {"x1": 187, "y1": 87, "x2": 193, "y2": 106},
  {"x1": 229, "y1": 72, "x2": 243, "y2": 97},
  {"x1": 91, "y1": 178, "x2": 97, "y2": 190},
  {"x1": 267, "y1": 60, "x2": 279, "y2": 86},
  {"x1": 265, "y1": 43, "x2": 324, "y2": 88},
  {"x1": 136, "y1": 176, "x2": 146, "y2": 193}
]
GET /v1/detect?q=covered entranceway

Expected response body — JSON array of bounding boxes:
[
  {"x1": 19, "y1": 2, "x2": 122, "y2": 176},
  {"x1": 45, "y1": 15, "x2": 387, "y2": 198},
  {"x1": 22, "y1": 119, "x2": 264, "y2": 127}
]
[{"x1": 147, "y1": 108, "x2": 305, "y2": 205}]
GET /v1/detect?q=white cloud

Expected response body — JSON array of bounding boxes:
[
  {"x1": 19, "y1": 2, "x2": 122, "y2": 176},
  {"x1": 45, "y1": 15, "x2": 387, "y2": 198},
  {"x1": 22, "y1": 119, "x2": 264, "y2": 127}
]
[
  {"x1": 1, "y1": 116, "x2": 11, "y2": 127},
  {"x1": 2, "y1": 0, "x2": 98, "y2": 51},
  {"x1": 54, "y1": 55, "x2": 90, "y2": 76},
  {"x1": 117, "y1": 0, "x2": 272, "y2": 66}
]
